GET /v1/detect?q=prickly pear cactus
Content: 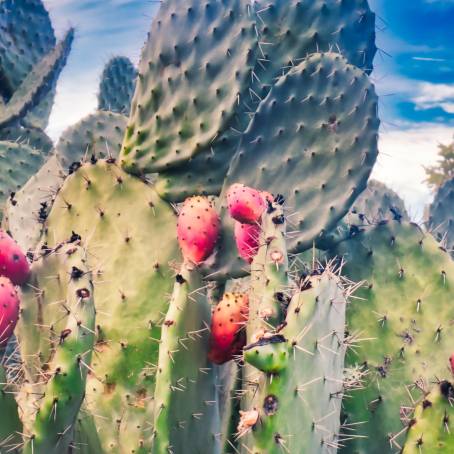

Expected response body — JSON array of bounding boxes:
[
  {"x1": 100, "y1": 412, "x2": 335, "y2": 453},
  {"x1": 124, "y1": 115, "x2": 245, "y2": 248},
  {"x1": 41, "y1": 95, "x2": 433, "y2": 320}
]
[
  {"x1": 0, "y1": 0, "x2": 59, "y2": 129},
  {"x1": 40, "y1": 160, "x2": 180, "y2": 453},
  {"x1": 0, "y1": 0, "x2": 55, "y2": 96},
  {"x1": 14, "y1": 243, "x2": 96, "y2": 453},
  {"x1": 0, "y1": 29, "x2": 73, "y2": 128},
  {"x1": 2, "y1": 155, "x2": 65, "y2": 253},
  {"x1": 351, "y1": 180, "x2": 409, "y2": 223},
  {"x1": 152, "y1": 266, "x2": 221, "y2": 454},
  {"x1": 210, "y1": 51, "x2": 379, "y2": 280},
  {"x1": 0, "y1": 364, "x2": 22, "y2": 450},
  {"x1": 55, "y1": 111, "x2": 127, "y2": 172},
  {"x1": 428, "y1": 177, "x2": 454, "y2": 257},
  {"x1": 332, "y1": 221, "x2": 454, "y2": 453},
  {"x1": 0, "y1": 140, "x2": 51, "y2": 211},
  {"x1": 316, "y1": 179, "x2": 409, "y2": 250},
  {"x1": 402, "y1": 380, "x2": 454, "y2": 453},
  {"x1": 98, "y1": 57, "x2": 137, "y2": 115},
  {"x1": 121, "y1": 0, "x2": 257, "y2": 176},
  {"x1": 238, "y1": 200, "x2": 348, "y2": 453}
]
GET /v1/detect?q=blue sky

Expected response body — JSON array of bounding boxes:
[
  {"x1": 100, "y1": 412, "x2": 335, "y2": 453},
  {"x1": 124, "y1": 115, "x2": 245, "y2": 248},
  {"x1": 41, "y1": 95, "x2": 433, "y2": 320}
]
[{"x1": 44, "y1": 0, "x2": 454, "y2": 218}]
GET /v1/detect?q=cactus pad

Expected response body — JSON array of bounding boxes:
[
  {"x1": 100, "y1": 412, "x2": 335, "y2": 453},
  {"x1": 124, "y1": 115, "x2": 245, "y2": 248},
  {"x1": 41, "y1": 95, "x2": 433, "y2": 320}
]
[
  {"x1": 98, "y1": 57, "x2": 137, "y2": 115},
  {"x1": 121, "y1": 0, "x2": 257, "y2": 174},
  {"x1": 210, "y1": 52, "x2": 379, "y2": 280},
  {"x1": 0, "y1": 0, "x2": 55, "y2": 97},
  {"x1": 0, "y1": 140, "x2": 51, "y2": 212},
  {"x1": 333, "y1": 221, "x2": 454, "y2": 453},
  {"x1": 428, "y1": 177, "x2": 454, "y2": 257},
  {"x1": 41, "y1": 160, "x2": 180, "y2": 453},
  {"x1": 0, "y1": 29, "x2": 73, "y2": 128},
  {"x1": 55, "y1": 111, "x2": 127, "y2": 173}
]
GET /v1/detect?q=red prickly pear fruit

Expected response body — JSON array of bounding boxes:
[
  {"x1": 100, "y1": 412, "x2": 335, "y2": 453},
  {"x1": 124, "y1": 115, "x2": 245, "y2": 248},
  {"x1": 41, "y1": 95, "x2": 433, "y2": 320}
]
[
  {"x1": 227, "y1": 183, "x2": 266, "y2": 224},
  {"x1": 177, "y1": 197, "x2": 220, "y2": 265},
  {"x1": 450, "y1": 354, "x2": 454, "y2": 375},
  {"x1": 234, "y1": 222, "x2": 260, "y2": 264},
  {"x1": 208, "y1": 293, "x2": 249, "y2": 365},
  {"x1": 0, "y1": 277, "x2": 20, "y2": 346},
  {"x1": 0, "y1": 230, "x2": 30, "y2": 285}
]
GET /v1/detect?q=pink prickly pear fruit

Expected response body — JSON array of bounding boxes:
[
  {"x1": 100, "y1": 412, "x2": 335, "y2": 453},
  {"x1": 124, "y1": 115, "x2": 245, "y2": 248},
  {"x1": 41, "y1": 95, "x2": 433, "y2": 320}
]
[
  {"x1": 227, "y1": 183, "x2": 266, "y2": 224},
  {"x1": 234, "y1": 222, "x2": 260, "y2": 264},
  {"x1": 0, "y1": 277, "x2": 20, "y2": 346},
  {"x1": 177, "y1": 196, "x2": 220, "y2": 265},
  {"x1": 0, "y1": 230, "x2": 30, "y2": 285},
  {"x1": 208, "y1": 293, "x2": 249, "y2": 365}
]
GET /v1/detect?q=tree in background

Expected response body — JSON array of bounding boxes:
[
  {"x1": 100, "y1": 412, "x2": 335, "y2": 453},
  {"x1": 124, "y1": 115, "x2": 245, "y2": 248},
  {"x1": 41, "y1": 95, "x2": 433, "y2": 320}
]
[{"x1": 424, "y1": 137, "x2": 454, "y2": 190}]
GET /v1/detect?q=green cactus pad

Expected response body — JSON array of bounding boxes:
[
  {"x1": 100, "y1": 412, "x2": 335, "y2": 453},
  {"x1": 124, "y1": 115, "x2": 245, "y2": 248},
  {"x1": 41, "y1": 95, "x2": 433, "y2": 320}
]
[
  {"x1": 55, "y1": 111, "x2": 127, "y2": 173},
  {"x1": 316, "y1": 180, "x2": 409, "y2": 250},
  {"x1": 248, "y1": 202, "x2": 288, "y2": 335},
  {"x1": 154, "y1": 149, "x2": 231, "y2": 202},
  {"x1": 152, "y1": 266, "x2": 221, "y2": 454},
  {"x1": 208, "y1": 52, "x2": 379, "y2": 280},
  {"x1": 0, "y1": 125, "x2": 53, "y2": 154},
  {"x1": 41, "y1": 160, "x2": 180, "y2": 453},
  {"x1": 98, "y1": 57, "x2": 137, "y2": 115},
  {"x1": 22, "y1": 244, "x2": 95, "y2": 454},
  {"x1": 0, "y1": 0, "x2": 56, "y2": 97},
  {"x1": 428, "y1": 178, "x2": 454, "y2": 257},
  {"x1": 251, "y1": 0, "x2": 376, "y2": 102},
  {"x1": 402, "y1": 381, "x2": 454, "y2": 453},
  {"x1": 332, "y1": 221, "x2": 454, "y2": 453},
  {"x1": 0, "y1": 29, "x2": 73, "y2": 128},
  {"x1": 242, "y1": 271, "x2": 347, "y2": 453},
  {"x1": 121, "y1": 0, "x2": 257, "y2": 174},
  {"x1": 0, "y1": 365, "x2": 22, "y2": 450},
  {"x1": 2, "y1": 156, "x2": 65, "y2": 253},
  {"x1": 0, "y1": 140, "x2": 51, "y2": 212},
  {"x1": 350, "y1": 180, "x2": 409, "y2": 223}
]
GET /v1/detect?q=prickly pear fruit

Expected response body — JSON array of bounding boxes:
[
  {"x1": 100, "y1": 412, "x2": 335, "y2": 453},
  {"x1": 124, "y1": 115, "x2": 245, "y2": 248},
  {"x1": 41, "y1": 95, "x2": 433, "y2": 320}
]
[
  {"x1": 177, "y1": 196, "x2": 220, "y2": 265},
  {"x1": 227, "y1": 183, "x2": 266, "y2": 224},
  {"x1": 208, "y1": 292, "x2": 249, "y2": 364},
  {"x1": 0, "y1": 277, "x2": 20, "y2": 346},
  {"x1": 0, "y1": 230, "x2": 30, "y2": 285},
  {"x1": 450, "y1": 354, "x2": 454, "y2": 375},
  {"x1": 234, "y1": 222, "x2": 260, "y2": 264}
]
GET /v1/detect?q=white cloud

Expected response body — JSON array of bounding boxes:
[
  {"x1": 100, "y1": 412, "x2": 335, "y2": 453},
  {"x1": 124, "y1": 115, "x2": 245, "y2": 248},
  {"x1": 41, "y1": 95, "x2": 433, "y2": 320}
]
[
  {"x1": 372, "y1": 123, "x2": 454, "y2": 220},
  {"x1": 412, "y1": 82, "x2": 454, "y2": 113}
]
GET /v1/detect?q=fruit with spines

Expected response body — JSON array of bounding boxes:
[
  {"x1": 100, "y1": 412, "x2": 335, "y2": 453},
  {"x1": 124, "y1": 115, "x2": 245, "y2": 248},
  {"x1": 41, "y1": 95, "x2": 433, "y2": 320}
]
[
  {"x1": 208, "y1": 292, "x2": 249, "y2": 365},
  {"x1": 234, "y1": 222, "x2": 260, "y2": 264},
  {"x1": 227, "y1": 183, "x2": 266, "y2": 224},
  {"x1": 0, "y1": 229, "x2": 30, "y2": 285},
  {"x1": 177, "y1": 196, "x2": 220, "y2": 265},
  {"x1": 0, "y1": 276, "x2": 20, "y2": 346}
]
